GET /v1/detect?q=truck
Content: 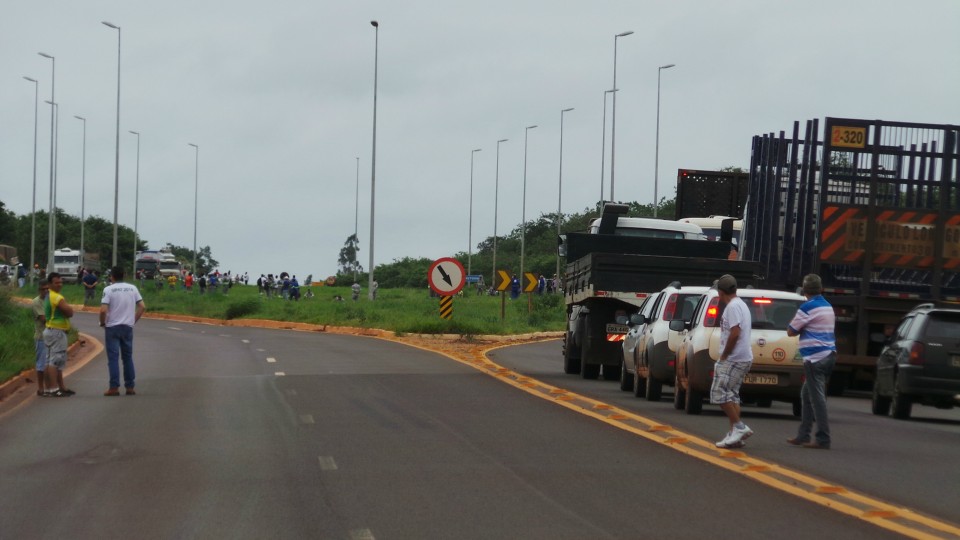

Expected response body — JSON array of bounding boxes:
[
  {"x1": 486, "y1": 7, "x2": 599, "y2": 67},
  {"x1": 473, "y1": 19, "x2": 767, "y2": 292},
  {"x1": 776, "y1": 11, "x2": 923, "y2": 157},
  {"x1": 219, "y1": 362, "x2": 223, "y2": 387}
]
[
  {"x1": 674, "y1": 168, "x2": 748, "y2": 221},
  {"x1": 740, "y1": 117, "x2": 960, "y2": 394},
  {"x1": 560, "y1": 203, "x2": 758, "y2": 379},
  {"x1": 135, "y1": 250, "x2": 162, "y2": 280},
  {"x1": 51, "y1": 248, "x2": 101, "y2": 283},
  {"x1": 158, "y1": 251, "x2": 183, "y2": 280}
]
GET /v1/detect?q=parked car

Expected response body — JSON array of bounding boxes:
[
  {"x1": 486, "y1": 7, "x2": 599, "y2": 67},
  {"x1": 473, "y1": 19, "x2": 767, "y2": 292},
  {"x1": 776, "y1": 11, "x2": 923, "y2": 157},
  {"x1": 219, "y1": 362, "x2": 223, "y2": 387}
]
[
  {"x1": 620, "y1": 293, "x2": 658, "y2": 391},
  {"x1": 632, "y1": 283, "x2": 708, "y2": 401},
  {"x1": 872, "y1": 303, "x2": 960, "y2": 420},
  {"x1": 672, "y1": 287, "x2": 805, "y2": 415}
]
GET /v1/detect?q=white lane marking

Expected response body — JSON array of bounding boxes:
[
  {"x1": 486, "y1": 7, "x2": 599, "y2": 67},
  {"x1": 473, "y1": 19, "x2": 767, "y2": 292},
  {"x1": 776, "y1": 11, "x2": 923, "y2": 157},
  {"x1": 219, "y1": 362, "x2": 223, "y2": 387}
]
[
  {"x1": 350, "y1": 529, "x2": 374, "y2": 540},
  {"x1": 318, "y1": 456, "x2": 338, "y2": 471},
  {"x1": 266, "y1": 357, "x2": 277, "y2": 363},
  {"x1": 274, "y1": 371, "x2": 286, "y2": 377},
  {"x1": 285, "y1": 389, "x2": 298, "y2": 397},
  {"x1": 256, "y1": 348, "x2": 265, "y2": 352},
  {"x1": 167, "y1": 327, "x2": 182, "y2": 331},
  {"x1": 219, "y1": 334, "x2": 231, "y2": 337},
  {"x1": 299, "y1": 414, "x2": 314, "y2": 424},
  {"x1": 241, "y1": 339, "x2": 250, "y2": 344}
]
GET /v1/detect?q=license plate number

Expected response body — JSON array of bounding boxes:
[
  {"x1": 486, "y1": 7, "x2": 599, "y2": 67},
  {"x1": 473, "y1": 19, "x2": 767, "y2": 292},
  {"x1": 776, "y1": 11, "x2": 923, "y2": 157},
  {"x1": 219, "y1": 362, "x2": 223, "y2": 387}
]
[
  {"x1": 606, "y1": 324, "x2": 629, "y2": 334},
  {"x1": 744, "y1": 373, "x2": 778, "y2": 385}
]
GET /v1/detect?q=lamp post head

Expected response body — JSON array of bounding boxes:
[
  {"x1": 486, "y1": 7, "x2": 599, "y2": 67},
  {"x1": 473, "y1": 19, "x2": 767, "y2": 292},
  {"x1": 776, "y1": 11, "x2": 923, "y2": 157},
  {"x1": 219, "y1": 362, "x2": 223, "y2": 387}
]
[
  {"x1": 498, "y1": 138, "x2": 508, "y2": 144},
  {"x1": 606, "y1": 88, "x2": 619, "y2": 95},
  {"x1": 617, "y1": 30, "x2": 634, "y2": 37},
  {"x1": 371, "y1": 20, "x2": 379, "y2": 27},
  {"x1": 188, "y1": 143, "x2": 198, "y2": 149},
  {"x1": 129, "y1": 130, "x2": 139, "y2": 136},
  {"x1": 74, "y1": 115, "x2": 85, "y2": 121},
  {"x1": 102, "y1": 21, "x2": 119, "y2": 29},
  {"x1": 472, "y1": 148, "x2": 482, "y2": 153},
  {"x1": 660, "y1": 63, "x2": 676, "y2": 70},
  {"x1": 38, "y1": 52, "x2": 54, "y2": 59},
  {"x1": 44, "y1": 100, "x2": 56, "y2": 106},
  {"x1": 23, "y1": 76, "x2": 37, "y2": 83},
  {"x1": 527, "y1": 125, "x2": 538, "y2": 130},
  {"x1": 562, "y1": 107, "x2": 574, "y2": 113}
]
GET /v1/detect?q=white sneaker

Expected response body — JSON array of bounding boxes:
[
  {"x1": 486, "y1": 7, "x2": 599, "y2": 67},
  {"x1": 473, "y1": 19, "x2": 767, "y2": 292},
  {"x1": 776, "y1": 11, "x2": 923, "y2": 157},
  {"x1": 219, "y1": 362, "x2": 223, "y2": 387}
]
[
  {"x1": 715, "y1": 432, "x2": 734, "y2": 448},
  {"x1": 728, "y1": 424, "x2": 754, "y2": 445}
]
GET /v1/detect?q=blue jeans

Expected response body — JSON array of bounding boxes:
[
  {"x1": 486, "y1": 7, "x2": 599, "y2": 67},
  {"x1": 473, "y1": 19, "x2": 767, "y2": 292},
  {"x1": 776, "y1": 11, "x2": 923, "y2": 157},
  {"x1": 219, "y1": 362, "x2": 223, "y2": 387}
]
[
  {"x1": 105, "y1": 325, "x2": 136, "y2": 389},
  {"x1": 797, "y1": 352, "x2": 836, "y2": 445}
]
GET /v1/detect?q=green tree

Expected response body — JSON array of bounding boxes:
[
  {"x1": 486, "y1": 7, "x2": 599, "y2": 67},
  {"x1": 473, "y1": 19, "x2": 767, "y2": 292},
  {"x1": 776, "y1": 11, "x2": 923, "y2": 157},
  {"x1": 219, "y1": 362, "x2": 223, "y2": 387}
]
[{"x1": 337, "y1": 234, "x2": 363, "y2": 279}]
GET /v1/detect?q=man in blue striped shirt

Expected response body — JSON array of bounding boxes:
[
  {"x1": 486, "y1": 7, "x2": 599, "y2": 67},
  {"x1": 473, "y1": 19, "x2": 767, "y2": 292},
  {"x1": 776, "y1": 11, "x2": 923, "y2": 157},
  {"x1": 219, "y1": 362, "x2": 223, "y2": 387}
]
[{"x1": 786, "y1": 274, "x2": 837, "y2": 449}]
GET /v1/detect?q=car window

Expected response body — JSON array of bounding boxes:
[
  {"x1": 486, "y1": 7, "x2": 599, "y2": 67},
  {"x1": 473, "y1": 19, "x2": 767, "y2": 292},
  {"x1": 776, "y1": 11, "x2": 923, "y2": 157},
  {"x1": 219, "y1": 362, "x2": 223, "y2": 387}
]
[
  {"x1": 649, "y1": 293, "x2": 667, "y2": 321},
  {"x1": 923, "y1": 313, "x2": 960, "y2": 340},
  {"x1": 744, "y1": 297, "x2": 803, "y2": 330},
  {"x1": 689, "y1": 295, "x2": 710, "y2": 330},
  {"x1": 641, "y1": 293, "x2": 659, "y2": 319},
  {"x1": 894, "y1": 316, "x2": 915, "y2": 340},
  {"x1": 678, "y1": 294, "x2": 702, "y2": 322}
]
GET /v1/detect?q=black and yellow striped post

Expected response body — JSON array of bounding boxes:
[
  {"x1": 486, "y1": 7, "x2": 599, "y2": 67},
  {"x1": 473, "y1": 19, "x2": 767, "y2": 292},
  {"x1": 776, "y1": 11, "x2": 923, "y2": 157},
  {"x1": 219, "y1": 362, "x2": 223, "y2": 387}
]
[{"x1": 439, "y1": 295, "x2": 453, "y2": 320}]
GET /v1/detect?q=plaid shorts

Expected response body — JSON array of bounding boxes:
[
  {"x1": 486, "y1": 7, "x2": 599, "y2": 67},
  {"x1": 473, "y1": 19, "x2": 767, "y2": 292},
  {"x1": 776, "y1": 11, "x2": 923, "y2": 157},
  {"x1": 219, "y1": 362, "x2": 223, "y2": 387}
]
[
  {"x1": 710, "y1": 360, "x2": 752, "y2": 404},
  {"x1": 42, "y1": 328, "x2": 68, "y2": 369}
]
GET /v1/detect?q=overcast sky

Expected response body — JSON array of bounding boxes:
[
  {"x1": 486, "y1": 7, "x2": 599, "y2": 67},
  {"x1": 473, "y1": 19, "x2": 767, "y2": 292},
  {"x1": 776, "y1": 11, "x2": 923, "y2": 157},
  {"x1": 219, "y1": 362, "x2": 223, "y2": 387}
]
[{"x1": 2, "y1": 0, "x2": 958, "y2": 279}]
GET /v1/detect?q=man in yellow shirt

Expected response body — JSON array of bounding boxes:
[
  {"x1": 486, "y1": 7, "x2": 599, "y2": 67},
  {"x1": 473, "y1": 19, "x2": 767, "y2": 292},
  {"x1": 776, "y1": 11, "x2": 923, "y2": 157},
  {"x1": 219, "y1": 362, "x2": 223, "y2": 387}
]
[{"x1": 43, "y1": 272, "x2": 75, "y2": 397}]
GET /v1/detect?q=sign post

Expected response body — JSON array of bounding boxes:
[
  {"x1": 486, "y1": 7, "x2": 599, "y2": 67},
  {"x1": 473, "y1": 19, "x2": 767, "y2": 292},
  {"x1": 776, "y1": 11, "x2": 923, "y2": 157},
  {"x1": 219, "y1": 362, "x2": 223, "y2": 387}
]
[
  {"x1": 523, "y1": 272, "x2": 538, "y2": 314},
  {"x1": 494, "y1": 269, "x2": 511, "y2": 321},
  {"x1": 428, "y1": 257, "x2": 466, "y2": 320}
]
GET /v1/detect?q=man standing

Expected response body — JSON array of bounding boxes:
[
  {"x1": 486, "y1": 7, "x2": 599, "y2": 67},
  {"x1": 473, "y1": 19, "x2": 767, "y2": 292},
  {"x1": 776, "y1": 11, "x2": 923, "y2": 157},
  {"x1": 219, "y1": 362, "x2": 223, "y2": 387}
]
[
  {"x1": 787, "y1": 274, "x2": 837, "y2": 449},
  {"x1": 43, "y1": 272, "x2": 75, "y2": 397},
  {"x1": 711, "y1": 274, "x2": 754, "y2": 448},
  {"x1": 99, "y1": 266, "x2": 146, "y2": 396},
  {"x1": 31, "y1": 279, "x2": 50, "y2": 395},
  {"x1": 82, "y1": 268, "x2": 99, "y2": 306},
  {"x1": 351, "y1": 282, "x2": 361, "y2": 301}
]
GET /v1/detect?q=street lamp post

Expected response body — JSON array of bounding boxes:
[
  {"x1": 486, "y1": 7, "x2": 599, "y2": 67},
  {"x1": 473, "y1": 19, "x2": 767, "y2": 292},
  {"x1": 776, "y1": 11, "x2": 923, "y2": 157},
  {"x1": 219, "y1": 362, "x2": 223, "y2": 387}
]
[
  {"x1": 468, "y1": 148, "x2": 481, "y2": 276},
  {"x1": 103, "y1": 21, "x2": 121, "y2": 267},
  {"x1": 491, "y1": 138, "x2": 508, "y2": 289},
  {"x1": 610, "y1": 30, "x2": 633, "y2": 201},
  {"x1": 188, "y1": 143, "x2": 199, "y2": 274},
  {"x1": 354, "y1": 156, "x2": 359, "y2": 281},
  {"x1": 129, "y1": 130, "x2": 140, "y2": 271},
  {"x1": 44, "y1": 100, "x2": 59, "y2": 264},
  {"x1": 368, "y1": 20, "x2": 379, "y2": 300},
  {"x1": 520, "y1": 124, "x2": 537, "y2": 281},
  {"x1": 600, "y1": 88, "x2": 617, "y2": 203},
  {"x1": 654, "y1": 63, "x2": 676, "y2": 218},
  {"x1": 23, "y1": 76, "x2": 39, "y2": 279},
  {"x1": 557, "y1": 107, "x2": 573, "y2": 283},
  {"x1": 38, "y1": 52, "x2": 55, "y2": 271},
  {"x1": 75, "y1": 116, "x2": 87, "y2": 263}
]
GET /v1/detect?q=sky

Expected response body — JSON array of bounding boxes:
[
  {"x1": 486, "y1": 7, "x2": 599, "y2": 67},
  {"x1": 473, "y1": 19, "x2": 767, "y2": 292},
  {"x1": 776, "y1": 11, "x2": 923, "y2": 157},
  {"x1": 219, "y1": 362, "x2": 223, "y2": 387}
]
[{"x1": 2, "y1": 0, "x2": 958, "y2": 279}]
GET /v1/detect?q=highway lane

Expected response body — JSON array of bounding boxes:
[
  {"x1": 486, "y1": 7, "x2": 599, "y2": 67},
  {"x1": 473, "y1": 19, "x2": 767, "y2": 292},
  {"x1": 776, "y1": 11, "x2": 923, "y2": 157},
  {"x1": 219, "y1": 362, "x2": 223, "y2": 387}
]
[
  {"x1": 491, "y1": 340, "x2": 960, "y2": 528},
  {"x1": 0, "y1": 313, "x2": 902, "y2": 539}
]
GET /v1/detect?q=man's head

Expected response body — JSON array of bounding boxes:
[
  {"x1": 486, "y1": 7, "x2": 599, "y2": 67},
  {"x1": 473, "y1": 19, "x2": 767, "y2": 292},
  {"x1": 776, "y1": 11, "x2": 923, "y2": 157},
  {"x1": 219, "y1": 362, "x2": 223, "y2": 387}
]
[
  {"x1": 111, "y1": 266, "x2": 125, "y2": 282},
  {"x1": 801, "y1": 274, "x2": 823, "y2": 297},
  {"x1": 38, "y1": 278, "x2": 49, "y2": 298},
  {"x1": 47, "y1": 272, "x2": 63, "y2": 292},
  {"x1": 716, "y1": 274, "x2": 738, "y2": 303}
]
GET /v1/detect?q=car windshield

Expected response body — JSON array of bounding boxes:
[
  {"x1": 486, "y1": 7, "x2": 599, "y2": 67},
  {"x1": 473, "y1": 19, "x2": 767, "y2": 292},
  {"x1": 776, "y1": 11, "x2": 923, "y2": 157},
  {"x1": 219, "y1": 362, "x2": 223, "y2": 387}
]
[
  {"x1": 924, "y1": 314, "x2": 960, "y2": 340},
  {"x1": 743, "y1": 298, "x2": 802, "y2": 330},
  {"x1": 160, "y1": 261, "x2": 180, "y2": 269}
]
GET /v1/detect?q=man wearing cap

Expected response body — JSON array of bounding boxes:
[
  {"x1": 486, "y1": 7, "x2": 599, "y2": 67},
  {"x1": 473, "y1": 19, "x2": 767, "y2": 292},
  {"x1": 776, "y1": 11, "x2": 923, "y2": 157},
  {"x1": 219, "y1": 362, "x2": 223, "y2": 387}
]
[
  {"x1": 786, "y1": 274, "x2": 837, "y2": 449},
  {"x1": 712, "y1": 274, "x2": 754, "y2": 448}
]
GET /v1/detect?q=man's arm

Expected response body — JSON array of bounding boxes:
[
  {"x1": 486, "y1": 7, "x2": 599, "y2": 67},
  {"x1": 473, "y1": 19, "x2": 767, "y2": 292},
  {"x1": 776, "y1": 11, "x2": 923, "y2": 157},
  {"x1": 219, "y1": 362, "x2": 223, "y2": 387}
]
[
  {"x1": 135, "y1": 300, "x2": 146, "y2": 323},
  {"x1": 58, "y1": 297, "x2": 75, "y2": 318},
  {"x1": 99, "y1": 304, "x2": 108, "y2": 327}
]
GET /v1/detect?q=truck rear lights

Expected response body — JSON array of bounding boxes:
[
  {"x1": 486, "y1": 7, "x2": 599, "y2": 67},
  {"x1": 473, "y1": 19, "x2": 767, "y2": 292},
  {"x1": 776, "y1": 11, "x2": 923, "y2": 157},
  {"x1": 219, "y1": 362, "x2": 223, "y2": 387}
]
[{"x1": 908, "y1": 341, "x2": 925, "y2": 365}]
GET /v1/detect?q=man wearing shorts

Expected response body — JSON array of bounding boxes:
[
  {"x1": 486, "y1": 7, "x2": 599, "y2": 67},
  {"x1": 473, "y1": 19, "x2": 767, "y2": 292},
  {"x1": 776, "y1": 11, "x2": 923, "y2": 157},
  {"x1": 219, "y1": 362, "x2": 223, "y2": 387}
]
[
  {"x1": 711, "y1": 274, "x2": 753, "y2": 448},
  {"x1": 43, "y1": 272, "x2": 75, "y2": 397},
  {"x1": 31, "y1": 279, "x2": 49, "y2": 395}
]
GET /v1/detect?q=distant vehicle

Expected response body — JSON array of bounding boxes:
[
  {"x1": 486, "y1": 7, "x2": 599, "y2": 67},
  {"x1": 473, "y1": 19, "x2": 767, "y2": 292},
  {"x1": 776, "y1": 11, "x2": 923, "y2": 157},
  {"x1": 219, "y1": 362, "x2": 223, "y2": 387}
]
[
  {"x1": 677, "y1": 216, "x2": 742, "y2": 244},
  {"x1": 872, "y1": 303, "x2": 960, "y2": 420},
  {"x1": 158, "y1": 251, "x2": 183, "y2": 279},
  {"x1": 620, "y1": 294, "x2": 658, "y2": 391},
  {"x1": 672, "y1": 286, "x2": 806, "y2": 416},
  {"x1": 51, "y1": 248, "x2": 100, "y2": 283},
  {"x1": 135, "y1": 250, "x2": 162, "y2": 280}
]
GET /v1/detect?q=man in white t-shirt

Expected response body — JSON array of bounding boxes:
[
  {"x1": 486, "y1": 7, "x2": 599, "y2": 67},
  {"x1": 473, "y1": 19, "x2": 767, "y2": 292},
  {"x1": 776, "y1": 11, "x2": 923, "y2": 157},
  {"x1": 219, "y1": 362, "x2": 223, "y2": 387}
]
[
  {"x1": 99, "y1": 266, "x2": 146, "y2": 396},
  {"x1": 711, "y1": 274, "x2": 754, "y2": 449}
]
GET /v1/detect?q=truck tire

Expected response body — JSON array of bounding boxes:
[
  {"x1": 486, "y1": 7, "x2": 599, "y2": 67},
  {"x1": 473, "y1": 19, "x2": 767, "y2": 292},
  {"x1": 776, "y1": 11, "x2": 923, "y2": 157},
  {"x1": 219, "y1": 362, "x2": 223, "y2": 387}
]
[
  {"x1": 645, "y1": 374, "x2": 663, "y2": 402},
  {"x1": 871, "y1": 381, "x2": 891, "y2": 416},
  {"x1": 684, "y1": 388, "x2": 703, "y2": 415},
  {"x1": 891, "y1": 377, "x2": 912, "y2": 420},
  {"x1": 580, "y1": 314, "x2": 602, "y2": 380},
  {"x1": 673, "y1": 376, "x2": 685, "y2": 410},
  {"x1": 619, "y1": 361, "x2": 633, "y2": 391},
  {"x1": 563, "y1": 333, "x2": 581, "y2": 375}
]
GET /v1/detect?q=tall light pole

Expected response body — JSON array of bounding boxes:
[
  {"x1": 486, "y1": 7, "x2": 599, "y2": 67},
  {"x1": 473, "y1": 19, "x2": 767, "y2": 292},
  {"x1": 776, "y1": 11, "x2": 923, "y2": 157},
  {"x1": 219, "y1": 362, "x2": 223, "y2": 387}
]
[
  {"x1": 103, "y1": 20, "x2": 121, "y2": 267},
  {"x1": 75, "y1": 115, "x2": 87, "y2": 261},
  {"x1": 600, "y1": 88, "x2": 617, "y2": 203},
  {"x1": 38, "y1": 52, "x2": 55, "y2": 271},
  {"x1": 468, "y1": 148, "x2": 481, "y2": 276},
  {"x1": 188, "y1": 143, "x2": 199, "y2": 274},
  {"x1": 23, "y1": 76, "x2": 39, "y2": 279},
  {"x1": 610, "y1": 30, "x2": 633, "y2": 202},
  {"x1": 491, "y1": 138, "x2": 508, "y2": 289},
  {"x1": 654, "y1": 63, "x2": 676, "y2": 218},
  {"x1": 368, "y1": 20, "x2": 379, "y2": 300},
  {"x1": 354, "y1": 156, "x2": 359, "y2": 281},
  {"x1": 557, "y1": 107, "x2": 574, "y2": 282},
  {"x1": 129, "y1": 130, "x2": 140, "y2": 270},
  {"x1": 520, "y1": 124, "x2": 537, "y2": 281},
  {"x1": 45, "y1": 100, "x2": 59, "y2": 263}
]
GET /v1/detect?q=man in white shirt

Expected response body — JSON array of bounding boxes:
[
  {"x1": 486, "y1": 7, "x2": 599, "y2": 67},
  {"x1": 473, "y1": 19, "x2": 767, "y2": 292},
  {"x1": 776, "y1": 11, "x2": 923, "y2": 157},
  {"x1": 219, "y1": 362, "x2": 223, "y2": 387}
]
[
  {"x1": 711, "y1": 274, "x2": 754, "y2": 449},
  {"x1": 99, "y1": 266, "x2": 146, "y2": 396}
]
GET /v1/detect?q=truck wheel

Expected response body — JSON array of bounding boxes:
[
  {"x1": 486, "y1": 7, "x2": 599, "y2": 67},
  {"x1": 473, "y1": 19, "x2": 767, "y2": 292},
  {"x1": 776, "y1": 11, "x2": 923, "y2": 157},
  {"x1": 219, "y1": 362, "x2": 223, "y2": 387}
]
[
  {"x1": 580, "y1": 314, "x2": 602, "y2": 380},
  {"x1": 673, "y1": 376, "x2": 685, "y2": 410},
  {"x1": 684, "y1": 388, "x2": 703, "y2": 415},
  {"x1": 619, "y1": 361, "x2": 633, "y2": 391},
  {"x1": 891, "y1": 378, "x2": 912, "y2": 420},
  {"x1": 563, "y1": 333, "x2": 581, "y2": 375},
  {"x1": 581, "y1": 356, "x2": 600, "y2": 380},
  {"x1": 871, "y1": 381, "x2": 891, "y2": 416},
  {"x1": 645, "y1": 374, "x2": 663, "y2": 402}
]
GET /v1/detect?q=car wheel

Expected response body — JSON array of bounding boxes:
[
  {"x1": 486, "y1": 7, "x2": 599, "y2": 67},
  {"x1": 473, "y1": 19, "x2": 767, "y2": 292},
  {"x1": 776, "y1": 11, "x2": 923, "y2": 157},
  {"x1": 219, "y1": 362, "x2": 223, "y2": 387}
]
[
  {"x1": 563, "y1": 333, "x2": 581, "y2": 375},
  {"x1": 684, "y1": 388, "x2": 703, "y2": 415},
  {"x1": 673, "y1": 376, "x2": 685, "y2": 410},
  {"x1": 633, "y1": 369, "x2": 647, "y2": 398},
  {"x1": 891, "y1": 378, "x2": 913, "y2": 420},
  {"x1": 871, "y1": 380, "x2": 891, "y2": 416},
  {"x1": 792, "y1": 399, "x2": 802, "y2": 417},
  {"x1": 619, "y1": 359, "x2": 633, "y2": 391},
  {"x1": 645, "y1": 373, "x2": 663, "y2": 402}
]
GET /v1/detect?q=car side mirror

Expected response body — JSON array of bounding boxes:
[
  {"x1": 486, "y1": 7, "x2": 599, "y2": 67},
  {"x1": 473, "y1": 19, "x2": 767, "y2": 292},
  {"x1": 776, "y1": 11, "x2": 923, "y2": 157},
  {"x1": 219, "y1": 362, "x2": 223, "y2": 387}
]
[
  {"x1": 629, "y1": 313, "x2": 645, "y2": 326},
  {"x1": 669, "y1": 319, "x2": 686, "y2": 332}
]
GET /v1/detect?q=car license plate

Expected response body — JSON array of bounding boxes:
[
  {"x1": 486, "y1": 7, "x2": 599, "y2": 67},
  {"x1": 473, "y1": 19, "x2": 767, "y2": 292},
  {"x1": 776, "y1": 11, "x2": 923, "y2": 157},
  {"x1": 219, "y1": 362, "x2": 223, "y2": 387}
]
[
  {"x1": 606, "y1": 324, "x2": 629, "y2": 334},
  {"x1": 744, "y1": 373, "x2": 778, "y2": 385}
]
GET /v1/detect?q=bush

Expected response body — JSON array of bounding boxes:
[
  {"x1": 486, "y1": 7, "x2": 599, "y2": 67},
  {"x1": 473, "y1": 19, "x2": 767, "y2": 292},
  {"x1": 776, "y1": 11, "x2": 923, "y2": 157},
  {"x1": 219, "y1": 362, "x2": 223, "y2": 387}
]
[{"x1": 224, "y1": 298, "x2": 260, "y2": 320}]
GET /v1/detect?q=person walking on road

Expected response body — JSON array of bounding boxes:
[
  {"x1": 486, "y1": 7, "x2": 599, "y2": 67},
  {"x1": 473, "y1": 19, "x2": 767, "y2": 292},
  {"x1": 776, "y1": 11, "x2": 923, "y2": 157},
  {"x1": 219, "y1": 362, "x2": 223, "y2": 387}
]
[
  {"x1": 31, "y1": 279, "x2": 50, "y2": 396},
  {"x1": 99, "y1": 266, "x2": 146, "y2": 396},
  {"x1": 786, "y1": 274, "x2": 837, "y2": 450},
  {"x1": 712, "y1": 274, "x2": 754, "y2": 449},
  {"x1": 42, "y1": 272, "x2": 75, "y2": 397}
]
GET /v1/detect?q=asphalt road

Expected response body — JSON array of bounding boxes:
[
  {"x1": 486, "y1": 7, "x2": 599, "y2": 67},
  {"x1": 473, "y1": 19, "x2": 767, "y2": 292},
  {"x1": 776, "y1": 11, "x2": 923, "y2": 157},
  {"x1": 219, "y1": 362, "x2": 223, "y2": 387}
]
[{"x1": 0, "y1": 312, "x2": 943, "y2": 539}]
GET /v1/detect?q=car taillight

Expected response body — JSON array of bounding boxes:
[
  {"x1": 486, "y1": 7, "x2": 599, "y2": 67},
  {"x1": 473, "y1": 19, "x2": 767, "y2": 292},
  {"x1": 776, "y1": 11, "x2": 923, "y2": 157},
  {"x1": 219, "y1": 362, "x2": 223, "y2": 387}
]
[
  {"x1": 908, "y1": 341, "x2": 925, "y2": 365},
  {"x1": 664, "y1": 293, "x2": 678, "y2": 320},
  {"x1": 704, "y1": 297, "x2": 720, "y2": 327}
]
